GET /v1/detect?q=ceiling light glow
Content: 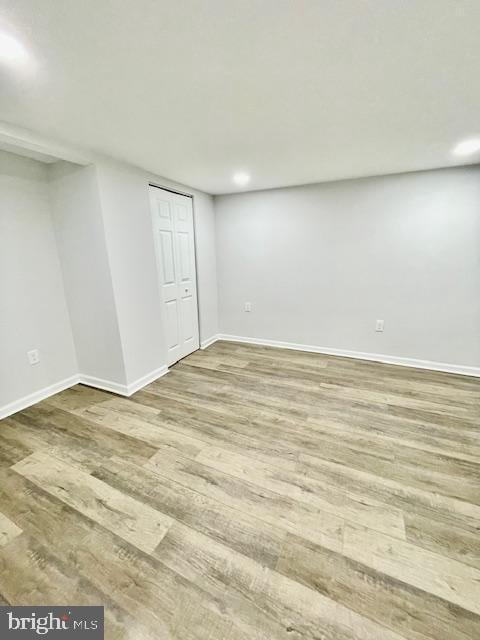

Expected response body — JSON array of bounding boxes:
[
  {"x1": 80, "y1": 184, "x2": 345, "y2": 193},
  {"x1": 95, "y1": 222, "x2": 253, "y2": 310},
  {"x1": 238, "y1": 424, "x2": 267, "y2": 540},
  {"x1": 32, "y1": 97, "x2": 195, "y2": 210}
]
[
  {"x1": 452, "y1": 138, "x2": 480, "y2": 157},
  {"x1": 233, "y1": 172, "x2": 250, "y2": 187},
  {"x1": 0, "y1": 32, "x2": 28, "y2": 63}
]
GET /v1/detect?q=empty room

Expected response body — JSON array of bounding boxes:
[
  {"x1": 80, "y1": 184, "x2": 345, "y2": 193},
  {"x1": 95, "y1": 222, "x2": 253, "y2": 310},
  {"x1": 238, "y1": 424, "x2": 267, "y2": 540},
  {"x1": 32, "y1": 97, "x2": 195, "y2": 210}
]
[{"x1": 0, "y1": 1, "x2": 479, "y2": 639}]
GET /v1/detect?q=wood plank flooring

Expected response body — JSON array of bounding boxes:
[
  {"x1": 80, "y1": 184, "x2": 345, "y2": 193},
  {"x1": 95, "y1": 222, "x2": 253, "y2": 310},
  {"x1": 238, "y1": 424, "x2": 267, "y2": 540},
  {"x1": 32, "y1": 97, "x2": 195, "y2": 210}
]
[{"x1": 0, "y1": 340, "x2": 479, "y2": 639}]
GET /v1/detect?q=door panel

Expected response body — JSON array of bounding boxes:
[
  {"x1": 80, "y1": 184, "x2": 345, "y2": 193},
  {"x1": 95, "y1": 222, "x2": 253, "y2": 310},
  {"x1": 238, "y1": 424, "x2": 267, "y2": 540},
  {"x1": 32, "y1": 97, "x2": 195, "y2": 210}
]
[
  {"x1": 158, "y1": 199, "x2": 172, "y2": 219},
  {"x1": 181, "y1": 294, "x2": 195, "y2": 342},
  {"x1": 159, "y1": 230, "x2": 176, "y2": 284},
  {"x1": 150, "y1": 187, "x2": 200, "y2": 366},
  {"x1": 176, "y1": 201, "x2": 188, "y2": 221},
  {"x1": 177, "y1": 232, "x2": 190, "y2": 282},
  {"x1": 165, "y1": 300, "x2": 180, "y2": 350}
]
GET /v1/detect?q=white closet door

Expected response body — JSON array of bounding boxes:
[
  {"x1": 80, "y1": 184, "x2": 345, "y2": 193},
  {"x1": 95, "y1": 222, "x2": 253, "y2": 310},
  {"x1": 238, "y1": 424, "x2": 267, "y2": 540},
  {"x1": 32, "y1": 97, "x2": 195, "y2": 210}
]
[{"x1": 150, "y1": 186, "x2": 200, "y2": 365}]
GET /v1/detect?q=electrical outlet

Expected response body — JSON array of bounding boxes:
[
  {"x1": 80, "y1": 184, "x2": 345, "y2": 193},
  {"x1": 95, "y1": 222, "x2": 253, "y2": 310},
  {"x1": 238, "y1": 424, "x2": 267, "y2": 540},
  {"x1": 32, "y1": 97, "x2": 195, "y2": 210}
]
[
  {"x1": 27, "y1": 349, "x2": 40, "y2": 365},
  {"x1": 244, "y1": 302, "x2": 252, "y2": 312},
  {"x1": 375, "y1": 319, "x2": 384, "y2": 332}
]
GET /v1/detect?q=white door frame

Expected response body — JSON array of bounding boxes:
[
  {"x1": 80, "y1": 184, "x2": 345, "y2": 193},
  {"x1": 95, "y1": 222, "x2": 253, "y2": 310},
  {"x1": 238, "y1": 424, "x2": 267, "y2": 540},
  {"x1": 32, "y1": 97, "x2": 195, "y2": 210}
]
[{"x1": 149, "y1": 182, "x2": 202, "y2": 365}]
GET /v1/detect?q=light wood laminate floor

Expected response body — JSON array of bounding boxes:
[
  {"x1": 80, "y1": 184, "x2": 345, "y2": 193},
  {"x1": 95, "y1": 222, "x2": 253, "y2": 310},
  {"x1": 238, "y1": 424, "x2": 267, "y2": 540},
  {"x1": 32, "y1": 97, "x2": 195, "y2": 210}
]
[{"x1": 1, "y1": 340, "x2": 480, "y2": 639}]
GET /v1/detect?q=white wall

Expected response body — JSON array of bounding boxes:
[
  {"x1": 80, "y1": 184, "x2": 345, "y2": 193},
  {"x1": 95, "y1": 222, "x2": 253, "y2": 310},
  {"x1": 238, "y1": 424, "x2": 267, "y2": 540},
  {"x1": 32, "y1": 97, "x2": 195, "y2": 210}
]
[
  {"x1": 192, "y1": 190, "x2": 219, "y2": 344},
  {"x1": 50, "y1": 156, "x2": 219, "y2": 390},
  {"x1": 215, "y1": 166, "x2": 480, "y2": 370},
  {"x1": 1, "y1": 148, "x2": 219, "y2": 413},
  {"x1": 95, "y1": 159, "x2": 219, "y2": 385},
  {"x1": 95, "y1": 161, "x2": 165, "y2": 385},
  {"x1": 0, "y1": 151, "x2": 78, "y2": 410},
  {"x1": 49, "y1": 161, "x2": 127, "y2": 386}
]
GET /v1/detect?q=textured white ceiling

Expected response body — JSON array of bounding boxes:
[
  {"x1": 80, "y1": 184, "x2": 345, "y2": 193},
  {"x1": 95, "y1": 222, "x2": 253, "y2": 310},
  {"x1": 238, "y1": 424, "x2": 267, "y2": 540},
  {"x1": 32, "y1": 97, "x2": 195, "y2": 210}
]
[{"x1": 1, "y1": 0, "x2": 479, "y2": 194}]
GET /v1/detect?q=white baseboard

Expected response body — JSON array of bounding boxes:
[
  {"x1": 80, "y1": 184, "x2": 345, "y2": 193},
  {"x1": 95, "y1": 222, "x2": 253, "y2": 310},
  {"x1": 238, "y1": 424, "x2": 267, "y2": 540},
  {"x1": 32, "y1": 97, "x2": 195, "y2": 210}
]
[
  {"x1": 125, "y1": 365, "x2": 169, "y2": 395},
  {"x1": 78, "y1": 374, "x2": 129, "y2": 396},
  {"x1": 218, "y1": 333, "x2": 480, "y2": 378},
  {"x1": 80, "y1": 365, "x2": 169, "y2": 397},
  {"x1": 0, "y1": 374, "x2": 81, "y2": 420},
  {"x1": 200, "y1": 334, "x2": 221, "y2": 349},
  {"x1": 1, "y1": 365, "x2": 171, "y2": 421},
  {"x1": 3, "y1": 334, "x2": 477, "y2": 421}
]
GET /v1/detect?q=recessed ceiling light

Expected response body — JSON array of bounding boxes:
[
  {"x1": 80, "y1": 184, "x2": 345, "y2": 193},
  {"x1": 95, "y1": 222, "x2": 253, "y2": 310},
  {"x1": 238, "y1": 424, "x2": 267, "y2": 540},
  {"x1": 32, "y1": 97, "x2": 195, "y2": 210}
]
[
  {"x1": 452, "y1": 138, "x2": 480, "y2": 157},
  {"x1": 233, "y1": 172, "x2": 250, "y2": 187},
  {"x1": 0, "y1": 32, "x2": 28, "y2": 64}
]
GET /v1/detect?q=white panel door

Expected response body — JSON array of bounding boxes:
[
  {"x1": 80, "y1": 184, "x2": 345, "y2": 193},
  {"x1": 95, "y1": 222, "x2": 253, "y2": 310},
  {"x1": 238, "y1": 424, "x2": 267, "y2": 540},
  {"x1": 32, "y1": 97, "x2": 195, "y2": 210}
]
[{"x1": 150, "y1": 186, "x2": 199, "y2": 365}]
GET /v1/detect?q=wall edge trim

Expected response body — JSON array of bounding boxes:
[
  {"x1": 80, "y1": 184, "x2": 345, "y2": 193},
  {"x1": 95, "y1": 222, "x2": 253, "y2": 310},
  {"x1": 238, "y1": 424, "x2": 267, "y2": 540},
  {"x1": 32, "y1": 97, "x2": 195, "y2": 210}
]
[
  {"x1": 200, "y1": 334, "x2": 221, "y2": 349},
  {"x1": 78, "y1": 374, "x2": 128, "y2": 396},
  {"x1": 218, "y1": 334, "x2": 480, "y2": 378},
  {"x1": 0, "y1": 374, "x2": 81, "y2": 420},
  {"x1": 3, "y1": 333, "x2": 477, "y2": 421},
  {"x1": 0, "y1": 365, "x2": 172, "y2": 420},
  {"x1": 125, "y1": 365, "x2": 169, "y2": 395}
]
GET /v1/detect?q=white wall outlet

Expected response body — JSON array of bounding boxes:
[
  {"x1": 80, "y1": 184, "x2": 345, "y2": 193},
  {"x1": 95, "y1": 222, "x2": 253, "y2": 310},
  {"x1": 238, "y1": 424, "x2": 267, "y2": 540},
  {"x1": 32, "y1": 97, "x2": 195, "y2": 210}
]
[
  {"x1": 27, "y1": 349, "x2": 40, "y2": 365},
  {"x1": 244, "y1": 302, "x2": 252, "y2": 312},
  {"x1": 375, "y1": 319, "x2": 385, "y2": 332}
]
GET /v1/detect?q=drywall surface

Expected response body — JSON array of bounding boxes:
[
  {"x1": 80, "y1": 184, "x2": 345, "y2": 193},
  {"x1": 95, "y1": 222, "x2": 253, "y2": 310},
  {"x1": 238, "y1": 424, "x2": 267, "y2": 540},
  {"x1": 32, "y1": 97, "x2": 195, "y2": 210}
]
[
  {"x1": 192, "y1": 189, "x2": 219, "y2": 344},
  {"x1": 0, "y1": 151, "x2": 78, "y2": 407},
  {"x1": 95, "y1": 161, "x2": 165, "y2": 384},
  {"x1": 215, "y1": 166, "x2": 480, "y2": 368},
  {"x1": 49, "y1": 157, "x2": 219, "y2": 389},
  {"x1": 95, "y1": 159, "x2": 219, "y2": 384},
  {"x1": 2, "y1": 148, "x2": 219, "y2": 410},
  {"x1": 49, "y1": 161, "x2": 126, "y2": 385}
]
